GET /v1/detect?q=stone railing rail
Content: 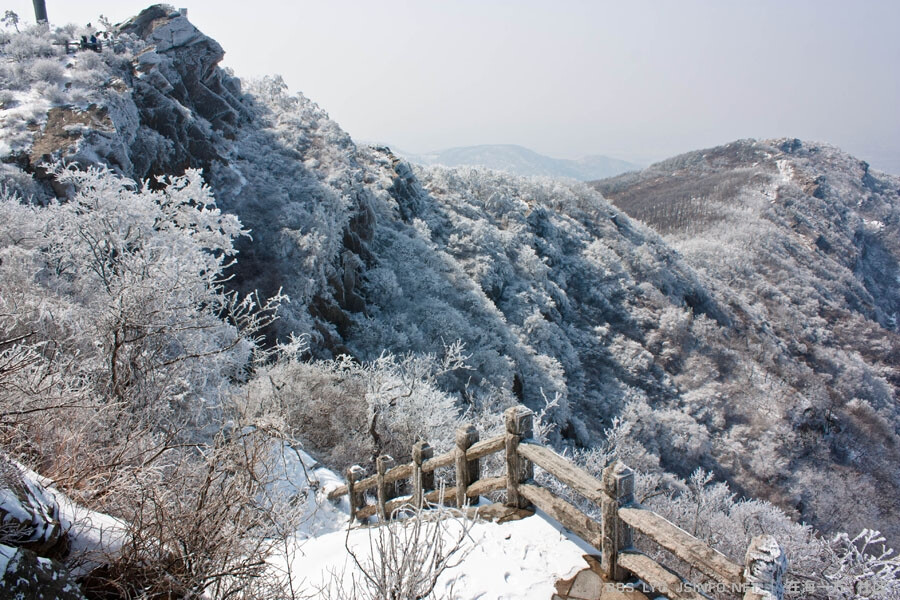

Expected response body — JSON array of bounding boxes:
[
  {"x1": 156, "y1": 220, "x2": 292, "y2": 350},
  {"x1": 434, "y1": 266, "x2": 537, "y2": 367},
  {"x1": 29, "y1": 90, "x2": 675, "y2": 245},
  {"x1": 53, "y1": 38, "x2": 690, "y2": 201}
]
[{"x1": 327, "y1": 405, "x2": 787, "y2": 600}]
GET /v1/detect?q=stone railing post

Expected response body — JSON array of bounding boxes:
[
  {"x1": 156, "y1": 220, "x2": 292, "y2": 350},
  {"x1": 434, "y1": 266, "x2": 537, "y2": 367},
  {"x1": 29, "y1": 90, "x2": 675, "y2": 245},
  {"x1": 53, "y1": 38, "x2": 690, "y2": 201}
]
[
  {"x1": 601, "y1": 461, "x2": 634, "y2": 581},
  {"x1": 376, "y1": 455, "x2": 395, "y2": 521},
  {"x1": 743, "y1": 535, "x2": 787, "y2": 600},
  {"x1": 455, "y1": 424, "x2": 480, "y2": 507},
  {"x1": 346, "y1": 465, "x2": 366, "y2": 523},
  {"x1": 33, "y1": 0, "x2": 48, "y2": 24},
  {"x1": 412, "y1": 441, "x2": 433, "y2": 509},
  {"x1": 505, "y1": 405, "x2": 533, "y2": 509}
]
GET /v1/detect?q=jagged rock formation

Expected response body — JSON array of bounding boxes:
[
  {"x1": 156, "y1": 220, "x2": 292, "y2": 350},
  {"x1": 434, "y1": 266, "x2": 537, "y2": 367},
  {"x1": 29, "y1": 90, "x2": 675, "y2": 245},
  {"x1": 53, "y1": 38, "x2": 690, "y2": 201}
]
[
  {"x1": 0, "y1": 456, "x2": 68, "y2": 558},
  {"x1": 0, "y1": 545, "x2": 87, "y2": 600},
  {"x1": 119, "y1": 5, "x2": 250, "y2": 175},
  {"x1": 3, "y1": 5, "x2": 379, "y2": 352}
]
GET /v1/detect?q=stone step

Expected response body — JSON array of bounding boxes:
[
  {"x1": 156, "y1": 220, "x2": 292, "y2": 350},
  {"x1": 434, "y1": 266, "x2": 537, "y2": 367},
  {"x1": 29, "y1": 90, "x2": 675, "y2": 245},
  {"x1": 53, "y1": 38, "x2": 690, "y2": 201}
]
[{"x1": 554, "y1": 555, "x2": 651, "y2": 600}]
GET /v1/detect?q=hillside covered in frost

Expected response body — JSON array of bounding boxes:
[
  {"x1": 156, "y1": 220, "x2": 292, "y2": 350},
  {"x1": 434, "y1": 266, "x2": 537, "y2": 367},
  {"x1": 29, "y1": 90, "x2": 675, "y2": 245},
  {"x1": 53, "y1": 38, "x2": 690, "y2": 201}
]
[
  {"x1": 1, "y1": 5, "x2": 899, "y2": 598},
  {"x1": 594, "y1": 140, "x2": 900, "y2": 539}
]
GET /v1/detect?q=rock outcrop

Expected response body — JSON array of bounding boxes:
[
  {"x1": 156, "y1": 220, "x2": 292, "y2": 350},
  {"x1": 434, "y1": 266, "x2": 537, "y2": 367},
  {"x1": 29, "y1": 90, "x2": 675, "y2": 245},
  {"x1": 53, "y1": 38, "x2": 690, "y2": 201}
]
[
  {"x1": 118, "y1": 5, "x2": 250, "y2": 177},
  {"x1": 0, "y1": 457, "x2": 86, "y2": 599},
  {"x1": 0, "y1": 456, "x2": 68, "y2": 559},
  {"x1": 0, "y1": 544, "x2": 87, "y2": 600},
  {"x1": 5, "y1": 4, "x2": 378, "y2": 355}
]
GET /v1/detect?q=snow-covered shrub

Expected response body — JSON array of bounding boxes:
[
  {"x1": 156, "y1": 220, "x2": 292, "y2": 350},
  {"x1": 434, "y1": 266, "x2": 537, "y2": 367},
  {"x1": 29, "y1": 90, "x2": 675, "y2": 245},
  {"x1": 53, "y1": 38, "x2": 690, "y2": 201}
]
[
  {"x1": 239, "y1": 354, "x2": 371, "y2": 470},
  {"x1": 322, "y1": 501, "x2": 474, "y2": 600},
  {"x1": 0, "y1": 89, "x2": 16, "y2": 109},
  {"x1": 0, "y1": 63, "x2": 16, "y2": 91},
  {"x1": 818, "y1": 530, "x2": 900, "y2": 600},
  {"x1": 0, "y1": 164, "x2": 282, "y2": 484},
  {"x1": 241, "y1": 342, "x2": 467, "y2": 470},
  {"x1": 0, "y1": 165, "x2": 299, "y2": 597},
  {"x1": 27, "y1": 57, "x2": 64, "y2": 85},
  {"x1": 1, "y1": 24, "x2": 55, "y2": 61},
  {"x1": 77, "y1": 427, "x2": 305, "y2": 600}
]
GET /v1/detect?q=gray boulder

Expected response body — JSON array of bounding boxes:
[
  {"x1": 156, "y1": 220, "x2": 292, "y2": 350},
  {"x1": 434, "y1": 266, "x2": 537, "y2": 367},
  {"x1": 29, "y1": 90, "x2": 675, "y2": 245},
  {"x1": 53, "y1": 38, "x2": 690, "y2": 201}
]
[
  {"x1": 0, "y1": 543, "x2": 86, "y2": 600},
  {"x1": 0, "y1": 457, "x2": 67, "y2": 559}
]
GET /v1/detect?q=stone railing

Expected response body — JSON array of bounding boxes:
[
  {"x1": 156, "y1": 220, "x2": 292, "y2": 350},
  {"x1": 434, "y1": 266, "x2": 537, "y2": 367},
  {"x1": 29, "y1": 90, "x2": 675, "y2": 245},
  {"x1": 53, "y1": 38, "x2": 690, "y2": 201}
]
[{"x1": 327, "y1": 405, "x2": 787, "y2": 600}]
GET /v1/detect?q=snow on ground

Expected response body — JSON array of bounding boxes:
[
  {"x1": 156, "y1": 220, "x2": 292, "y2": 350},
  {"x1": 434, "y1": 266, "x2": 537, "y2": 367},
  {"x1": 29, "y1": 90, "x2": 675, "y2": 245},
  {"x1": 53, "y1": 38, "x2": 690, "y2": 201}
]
[
  {"x1": 7, "y1": 459, "x2": 129, "y2": 576},
  {"x1": 4, "y1": 436, "x2": 590, "y2": 598},
  {"x1": 266, "y1": 443, "x2": 593, "y2": 598},
  {"x1": 49, "y1": 487, "x2": 129, "y2": 576},
  {"x1": 274, "y1": 500, "x2": 590, "y2": 599},
  {"x1": 262, "y1": 440, "x2": 350, "y2": 538},
  {"x1": 434, "y1": 508, "x2": 593, "y2": 598}
]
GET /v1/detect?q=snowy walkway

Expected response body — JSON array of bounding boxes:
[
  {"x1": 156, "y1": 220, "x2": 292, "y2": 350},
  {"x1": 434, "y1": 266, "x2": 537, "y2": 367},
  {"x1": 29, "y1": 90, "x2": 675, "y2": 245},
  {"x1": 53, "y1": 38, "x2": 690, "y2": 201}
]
[{"x1": 280, "y1": 505, "x2": 600, "y2": 599}]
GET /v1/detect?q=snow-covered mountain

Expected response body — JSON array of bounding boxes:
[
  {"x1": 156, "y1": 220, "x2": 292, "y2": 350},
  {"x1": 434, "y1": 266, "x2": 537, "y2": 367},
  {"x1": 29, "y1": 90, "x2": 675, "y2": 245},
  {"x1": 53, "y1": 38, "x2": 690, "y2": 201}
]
[
  {"x1": 397, "y1": 144, "x2": 639, "y2": 180},
  {"x1": 2, "y1": 6, "x2": 900, "y2": 596},
  {"x1": 594, "y1": 139, "x2": 900, "y2": 538}
]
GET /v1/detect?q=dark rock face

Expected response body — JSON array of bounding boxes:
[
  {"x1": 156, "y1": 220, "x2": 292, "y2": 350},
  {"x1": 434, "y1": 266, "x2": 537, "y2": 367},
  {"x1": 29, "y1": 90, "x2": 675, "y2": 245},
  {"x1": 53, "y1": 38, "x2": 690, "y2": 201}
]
[
  {"x1": 0, "y1": 545, "x2": 87, "y2": 600},
  {"x1": 120, "y1": 5, "x2": 247, "y2": 133},
  {"x1": 98, "y1": 6, "x2": 377, "y2": 354},
  {"x1": 387, "y1": 157, "x2": 424, "y2": 222},
  {"x1": 0, "y1": 457, "x2": 84, "y2": 599},
  {"x1": 117, "y1": 5, "x2": 250, "y2": 179}
]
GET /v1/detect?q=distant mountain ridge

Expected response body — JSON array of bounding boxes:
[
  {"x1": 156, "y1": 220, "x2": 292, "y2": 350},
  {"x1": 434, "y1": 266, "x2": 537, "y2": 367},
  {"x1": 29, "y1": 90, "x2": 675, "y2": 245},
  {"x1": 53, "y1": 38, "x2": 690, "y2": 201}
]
[{"x1": 396, "y1": 143, "x2": 639, "y2": 180}]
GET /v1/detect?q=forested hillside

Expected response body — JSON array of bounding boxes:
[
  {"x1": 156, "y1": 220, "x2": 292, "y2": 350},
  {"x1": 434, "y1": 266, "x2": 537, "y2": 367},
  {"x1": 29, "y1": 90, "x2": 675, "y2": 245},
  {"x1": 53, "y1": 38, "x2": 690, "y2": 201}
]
[
  {"x1": 1, "y1": 6, "x2": 899, "y2": 598},
  {"x1": 595, "y1": 139, "x2": 900, "y2": 540}
]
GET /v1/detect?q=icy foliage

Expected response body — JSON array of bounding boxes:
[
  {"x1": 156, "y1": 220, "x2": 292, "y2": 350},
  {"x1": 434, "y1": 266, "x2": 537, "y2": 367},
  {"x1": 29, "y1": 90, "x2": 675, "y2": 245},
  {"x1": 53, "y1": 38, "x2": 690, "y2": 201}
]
[
  {"x1": 239, "y1": 341, "x2": 467, "y2": 469},
  {"x1": 0, "y1": 167, "x2": 261, "y2": 420},
  {"x1": 597, "y1": 139, "x2": 900, "y2": 542},
  {"x1": 0, "y1": 165, "x2": 294, "y2": 596}
]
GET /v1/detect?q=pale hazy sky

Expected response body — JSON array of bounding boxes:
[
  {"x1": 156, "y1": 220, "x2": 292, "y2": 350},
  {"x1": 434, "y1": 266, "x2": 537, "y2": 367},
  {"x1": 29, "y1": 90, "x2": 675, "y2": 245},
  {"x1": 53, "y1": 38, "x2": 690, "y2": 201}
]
[{"x1": 7, "y1": 1, "x2": 900, "y2": 172}]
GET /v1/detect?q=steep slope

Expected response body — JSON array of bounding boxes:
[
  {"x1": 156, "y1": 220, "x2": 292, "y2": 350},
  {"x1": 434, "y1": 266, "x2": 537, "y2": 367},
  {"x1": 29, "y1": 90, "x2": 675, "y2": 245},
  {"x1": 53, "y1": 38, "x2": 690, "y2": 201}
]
[
  {"x1": 0, "y1": 5, "x2": 722, "y2": 431},
  {"x1": 2, "y1": 6, "x2": 898, "y2": 547},
  {"x1": 344, "y1": 154, "x2": 728, "y2": 435},
  {"x1": 595, "y1": 139, "x2": 900, "y2": 540},
  {"x1": 399, "y1": 144, "x2": 639, "y2": 180},
  {"x1": 0, "y1": 6, "x2": 378, "y2": 352}
]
